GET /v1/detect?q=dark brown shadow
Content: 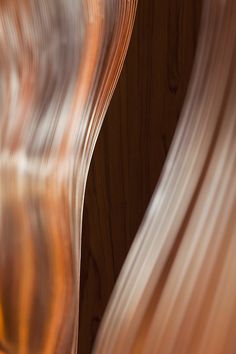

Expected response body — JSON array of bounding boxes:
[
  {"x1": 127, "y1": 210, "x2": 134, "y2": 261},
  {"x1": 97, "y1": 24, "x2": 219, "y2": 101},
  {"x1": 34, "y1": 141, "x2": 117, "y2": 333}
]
[{"x1": 79, "y1": 0, "x2": 202, "y2": 352}]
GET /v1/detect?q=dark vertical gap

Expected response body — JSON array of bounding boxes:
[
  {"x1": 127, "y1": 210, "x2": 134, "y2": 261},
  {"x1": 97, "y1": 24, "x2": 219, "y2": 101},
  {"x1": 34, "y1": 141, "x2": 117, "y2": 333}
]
[{"x1": 79, "y1": 0, "x2": 203, "y2": 353}]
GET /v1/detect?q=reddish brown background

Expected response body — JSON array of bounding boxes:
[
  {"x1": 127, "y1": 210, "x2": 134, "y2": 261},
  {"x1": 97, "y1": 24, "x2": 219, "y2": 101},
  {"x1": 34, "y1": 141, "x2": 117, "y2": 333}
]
[{"x1": 79, "y1": 0, "x2": 202, "y2": 352}]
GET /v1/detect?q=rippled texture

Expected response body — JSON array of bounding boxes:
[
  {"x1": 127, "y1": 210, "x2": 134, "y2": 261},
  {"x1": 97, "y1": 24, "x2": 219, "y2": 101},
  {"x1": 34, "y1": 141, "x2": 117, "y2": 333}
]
[
  {"x1": 0, "y1": 1, "x2": 137, "y2": 353},
  {"x1": 94, "y1": 0, "x2": 236, "y2": 353}
]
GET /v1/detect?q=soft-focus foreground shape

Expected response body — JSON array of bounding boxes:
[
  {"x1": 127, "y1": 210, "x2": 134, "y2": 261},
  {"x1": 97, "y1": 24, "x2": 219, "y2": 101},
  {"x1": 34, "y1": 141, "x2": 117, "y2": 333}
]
[
  {"x1": 94, "y1": 0, "x2": 236, "y2": 353},
  {"x1": 0, "y1": 0, "x2": 137, "y2": 353}
]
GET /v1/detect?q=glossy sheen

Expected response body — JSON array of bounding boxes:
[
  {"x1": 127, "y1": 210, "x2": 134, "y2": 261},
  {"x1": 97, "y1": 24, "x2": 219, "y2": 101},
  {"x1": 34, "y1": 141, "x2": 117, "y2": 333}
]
[
  {"x1": 80, "y1": 0, "x2": 202, "y2": 352},
  {"x1": 0, "y1": 1, "x2": 137, "y2": 353},
  {"x1": 94, "y1": 0, "x2": 236, "y2": 353}
]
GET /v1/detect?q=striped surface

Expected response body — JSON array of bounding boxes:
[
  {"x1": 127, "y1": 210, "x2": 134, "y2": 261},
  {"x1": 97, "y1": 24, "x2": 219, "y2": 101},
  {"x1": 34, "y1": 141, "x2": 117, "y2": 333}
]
[
  {"x1": 0, "y1": 0, "x2": 137, "y2": 353},
  {"x1": 94, "y1": 0, "x2": 236, "y2": 353}
]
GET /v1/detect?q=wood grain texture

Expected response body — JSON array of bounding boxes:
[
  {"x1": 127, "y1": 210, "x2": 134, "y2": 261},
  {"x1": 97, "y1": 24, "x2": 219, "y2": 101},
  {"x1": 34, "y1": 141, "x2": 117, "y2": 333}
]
[
  {"x1": 79, "y1": 0, "x2": 202, "y2": 353},
  {"x1": 94, "y1": 0, "x2": 236, "y2": 352}
]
